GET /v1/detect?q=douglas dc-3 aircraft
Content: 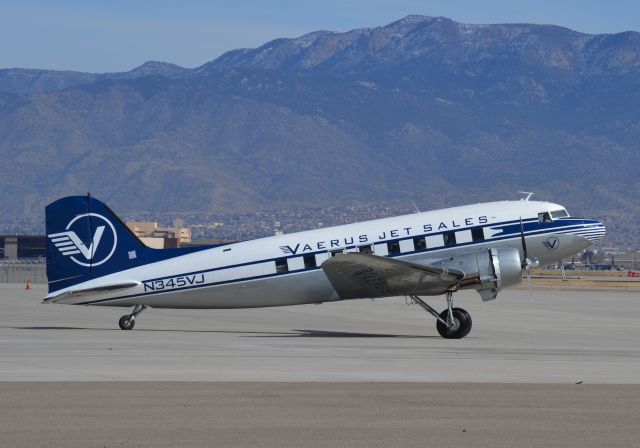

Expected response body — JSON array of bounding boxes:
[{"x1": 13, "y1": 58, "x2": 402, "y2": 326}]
[{"x1": 43, "y1": 194, "x2": 605, "y2": 338}]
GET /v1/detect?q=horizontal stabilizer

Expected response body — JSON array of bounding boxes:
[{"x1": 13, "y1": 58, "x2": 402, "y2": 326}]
[{"x1": 43, "y1": 281, "x2": 140, "y2": 304}]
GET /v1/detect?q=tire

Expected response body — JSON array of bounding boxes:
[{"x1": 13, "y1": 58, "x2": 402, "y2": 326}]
[
  {"x1": 119, "y1": 315, "x2": 135, "y2": 330},
  {"x1": 436, "y1": 308, "x2": 472, "y2": 339}
]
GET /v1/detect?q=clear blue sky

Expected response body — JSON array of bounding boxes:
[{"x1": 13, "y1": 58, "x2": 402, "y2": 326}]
[{"x1": 1, "y1": 0, "x2": 638, "y2": 72}]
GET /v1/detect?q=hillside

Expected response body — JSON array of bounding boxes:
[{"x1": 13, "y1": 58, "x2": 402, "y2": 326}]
[{"x1": 1, "y1": 16, "x2": 639, "y2": 247}]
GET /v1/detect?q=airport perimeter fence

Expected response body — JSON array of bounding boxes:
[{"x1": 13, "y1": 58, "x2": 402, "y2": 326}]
[{"x1": 0, "y1": 258, "x2": 47, "y2": 284}]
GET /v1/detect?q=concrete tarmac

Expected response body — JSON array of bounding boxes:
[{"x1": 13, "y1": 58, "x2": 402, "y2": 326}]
[
  {"x1": 1, "y1": 283, "x2": 639, "y2": 382},
  {"x1": 1, "y1": 283, "x2": 640, "y2": 447}
]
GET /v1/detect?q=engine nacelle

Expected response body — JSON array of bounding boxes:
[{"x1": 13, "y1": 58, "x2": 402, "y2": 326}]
[{"x1": 436, "y1": 247, "x2": 523, "y2": 301}]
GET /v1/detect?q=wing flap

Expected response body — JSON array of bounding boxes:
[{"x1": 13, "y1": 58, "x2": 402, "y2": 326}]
[{"x1": 321, "y1": 253, "x2": 464, "y2": 299}]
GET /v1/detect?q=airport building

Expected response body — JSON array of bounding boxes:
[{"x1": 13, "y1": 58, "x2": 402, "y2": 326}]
[
  {"x1": 126, "y1": 221, "x2": 192, "y2": 249},
  {"x1": 0, "y1": 235, "x2": 46, "y2": 260},
  {"x1": 606, "y1": 252, "x2": 640, "y2": 270},
  {"x1": 0, "y1": 222, "x2": 195, "y2": 258},
  {"x1": 0, "y1": 236, "x2": 47, "y2": 283}
]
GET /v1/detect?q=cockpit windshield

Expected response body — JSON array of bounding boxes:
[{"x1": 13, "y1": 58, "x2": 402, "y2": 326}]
[{"x1": 550, "y1": 209, "x2": 569, "y2": 219}]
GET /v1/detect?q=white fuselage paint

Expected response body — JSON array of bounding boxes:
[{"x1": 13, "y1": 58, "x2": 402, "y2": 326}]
[{"x1": 44, "y1": 200, "x2": 605, "y2": 308}]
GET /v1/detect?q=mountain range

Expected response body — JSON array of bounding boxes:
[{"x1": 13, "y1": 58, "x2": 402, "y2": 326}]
[{"x1": 1, "y1": 15, "x2": 639, "y2": 247}]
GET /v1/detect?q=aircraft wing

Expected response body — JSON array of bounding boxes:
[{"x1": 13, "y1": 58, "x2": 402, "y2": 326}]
[{"x1": 321, "y1": 252, "x2": 465, "y2": 299}]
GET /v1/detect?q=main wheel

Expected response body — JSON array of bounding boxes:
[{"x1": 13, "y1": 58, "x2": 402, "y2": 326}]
[
  {"x1": 436, "y1": 308, "x2": 472, "y2": 339},
  {"x1": 118, "y1": 315, "x2": 135, "y2": 330}
]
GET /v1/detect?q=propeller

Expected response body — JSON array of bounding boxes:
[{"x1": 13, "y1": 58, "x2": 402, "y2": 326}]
[{"x1": 519, "y1": 217, "x2": 536, "y2": 301}]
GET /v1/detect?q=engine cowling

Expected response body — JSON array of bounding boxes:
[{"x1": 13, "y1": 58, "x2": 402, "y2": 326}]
[{"x1": 436, "y1": 247, "x2": 523, "y2": 301}]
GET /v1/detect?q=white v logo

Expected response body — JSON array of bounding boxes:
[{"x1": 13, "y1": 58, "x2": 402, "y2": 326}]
[
  {"x1": 48, "y1": 212, "x2": 117, "y2": 268},
  {"x1": 48, "y1": 226, "x2": 106, "y2": 260}
]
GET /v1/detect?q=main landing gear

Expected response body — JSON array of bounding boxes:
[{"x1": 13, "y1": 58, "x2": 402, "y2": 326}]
[
  {"x1": 409, "y1": 291, "x2": 472, "y2": 339},
  {"x1": 118, "y1": 304, "x2": 147, "y2": 330}
]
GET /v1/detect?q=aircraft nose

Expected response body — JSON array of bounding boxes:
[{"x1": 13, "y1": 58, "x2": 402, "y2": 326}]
[{"x1": 580, "y1": 220, "x2": 606, "y2": 244}]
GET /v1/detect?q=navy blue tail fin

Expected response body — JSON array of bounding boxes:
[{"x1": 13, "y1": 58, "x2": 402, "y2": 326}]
[
  {"x1": 46, "y1": 195, "x2": 154, "y2": 292},
  {"x1": 47, "y1": 194, "x2": 223, "y2": 294},
  {"x1": 46, "y1": 195, "x2": 216, "y2": 293}
]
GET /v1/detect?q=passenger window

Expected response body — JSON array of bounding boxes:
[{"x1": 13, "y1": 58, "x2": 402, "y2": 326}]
[
  {"x1": 303, "y1": 254, "x2": 316, "y2": 269},
  {"x1": 358, "y1": 245, "x2": 373, "y2": 254},
  {"x1": 330, "y1": 249, "x2": 343, "y2": 257},
  {"x1": 413, "y1": 237, "x2": 426, "y2": 250},
  {"x1": 275, "y1": 258, "x2": 288, "y2": 273},
  {"x1": 471, "y1": 227, "x2": 484, "y2": 242},
  {"x1": 387, "y1": 241, "x2": 400, "y2": 255},
  {"x1": 443, "y1": 231, "x2": 456, "y2": 247}
]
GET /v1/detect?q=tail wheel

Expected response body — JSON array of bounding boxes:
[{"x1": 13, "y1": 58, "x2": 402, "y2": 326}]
[
  {"x1": 119, "y1": 315, "x2": 135, "y2": 330},
  {"x1": 436, "y1": 308, "x2": 472, "y2": 339}
]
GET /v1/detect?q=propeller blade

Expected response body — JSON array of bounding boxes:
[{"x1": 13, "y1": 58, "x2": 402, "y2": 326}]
[
  {"x1": 519, "y1": 217, "x2": 528, "y2": 266},
  {"x1": 520, "y1": 217, "x2": 534, "y2": 302}
]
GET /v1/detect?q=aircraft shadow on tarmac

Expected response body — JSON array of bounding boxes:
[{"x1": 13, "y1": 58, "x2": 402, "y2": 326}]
[
  {"x1": 10, "y1": 326, "x2": 436, "y2": 338},
  {"x1": 262, "y1": 329, "x2": 437, "y2": 339},
  {"x1": 11, "y1": 326, "x2": 99, "y2": 331}
]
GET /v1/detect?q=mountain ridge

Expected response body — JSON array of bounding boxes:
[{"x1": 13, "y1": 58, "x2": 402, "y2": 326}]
[
  {"x1": 2, "y1": 15, "x2": 639, "y2": 93},
  {"x1": 0, "y1": 61, "x2": 187, "y2": 93}
]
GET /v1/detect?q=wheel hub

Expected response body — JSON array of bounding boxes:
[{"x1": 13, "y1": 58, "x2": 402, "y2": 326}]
[{"x1": 447, "y1": 317, "x2": 460, "y2": 332}]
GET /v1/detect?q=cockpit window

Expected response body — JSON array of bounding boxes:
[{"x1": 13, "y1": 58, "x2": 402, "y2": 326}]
[
  {"x1": 550, "y1": 209, "x2": 569, "y2": 219},
  {"x1": 538, "y1": 209, "x2": 569, "y2": 223},
  {"x1": 538, "y1": 212, "x2": 552, "y2": 224}
]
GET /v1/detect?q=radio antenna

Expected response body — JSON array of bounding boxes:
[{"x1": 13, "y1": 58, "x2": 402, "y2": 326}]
[{"x1": 518, "y1": 191, "x2": 535, "y2": 201}]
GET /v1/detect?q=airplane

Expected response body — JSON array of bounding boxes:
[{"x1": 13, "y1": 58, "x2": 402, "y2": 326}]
[{"x1": 43, "y1": 194, "x2": 605, "y2": 338}]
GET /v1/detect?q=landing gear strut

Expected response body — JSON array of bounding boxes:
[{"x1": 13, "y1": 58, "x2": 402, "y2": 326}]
[
  {"x1": 118, "y1": 304, "x2": 147, "y2": 330},
  {"x1": 409, "y1": 291, "x2": 472, "y2": 339}
]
